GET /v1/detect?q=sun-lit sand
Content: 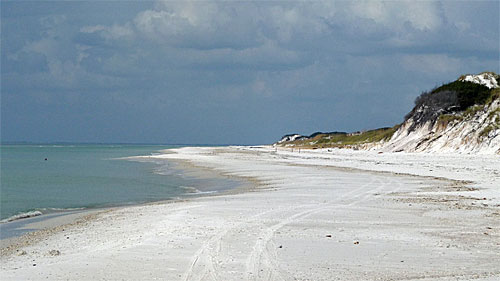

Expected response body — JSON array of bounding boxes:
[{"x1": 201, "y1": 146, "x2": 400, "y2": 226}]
[{"x1": 1, "y1": 146, "x2": 499, "y2": 280}]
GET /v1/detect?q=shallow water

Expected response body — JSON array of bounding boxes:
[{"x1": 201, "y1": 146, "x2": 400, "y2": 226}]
[{"x1": 0, "y1": 144, "x2": 239, "y2": 223}]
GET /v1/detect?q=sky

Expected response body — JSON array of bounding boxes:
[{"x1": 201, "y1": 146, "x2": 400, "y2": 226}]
[{"x1": 1, "y1": 1, "x2": 499, "y2": 145}]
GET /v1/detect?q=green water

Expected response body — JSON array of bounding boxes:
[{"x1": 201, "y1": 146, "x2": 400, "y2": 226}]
[{"x1": 0, "y1": 144, "x2": 229, "y2": 221}]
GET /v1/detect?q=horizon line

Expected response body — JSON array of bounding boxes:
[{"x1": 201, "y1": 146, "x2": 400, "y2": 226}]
[{"x1": 0, "y1": 141, "x2": 263, "y2": 146}]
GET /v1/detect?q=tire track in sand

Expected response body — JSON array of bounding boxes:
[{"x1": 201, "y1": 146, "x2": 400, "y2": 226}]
[
  {"x1": 245, "y1": 175, "x2": 402, "y2": 281},
  {"x1": 182, "y1": 208, "x2": 278, "y2": 281}
]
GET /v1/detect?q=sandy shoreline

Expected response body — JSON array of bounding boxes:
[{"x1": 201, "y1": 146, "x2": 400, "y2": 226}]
[
  {"x1": 0, "y1": 209, "x2": 105, "y2": 248},
  {"x1": 0, "y1": 157, "x2": 251, "y2": 252},
  {"x1": 1, "y1": 146, "x2": 499, "y2": 280}
]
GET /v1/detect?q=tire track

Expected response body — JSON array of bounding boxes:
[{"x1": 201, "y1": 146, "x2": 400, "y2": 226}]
[
  {"x1": 182, "y1": 207, "x2": 284, "y2": 281},
  {"x1": 245, "y1": 174, "x2": 403, "y2": 280},
  {"x1": 184, "y1": 155, "x2": 405, "y2": 281}
]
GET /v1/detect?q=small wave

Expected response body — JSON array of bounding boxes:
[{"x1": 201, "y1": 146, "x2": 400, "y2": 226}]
[
  {"x1": 191, "y1": 190, "x2": 217, "y2": 195},
  {"x1": 181, "y1": 186, "x2": 217, "y2": 195},
  {"x1": 38, "y1": 207, "x2": 85, "y2": 212},
  {"x1": 1, "y1": 207, "x2": 86, "y2": 223},
  {"x1": 113, "y1": 153, "x2": 166, "y2": 160},
  {"x1": 181, "y1": 186, "x2": 200, "y2": 193},
  {"x1": 1, "y1": 211, "x2": 43, "y2": 223},
  {"x1": 153, "y1": 169, "x2": 176, "y2": 176},
  {"x1": 112, "y1": 156, "x2": 146, "y2": 160},
  {"x1": 37, "y1": 145, "x2": 67, "y2": 147}
]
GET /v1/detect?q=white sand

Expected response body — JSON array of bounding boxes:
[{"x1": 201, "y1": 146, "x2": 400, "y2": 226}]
[{"x1": 1, "y1": 146, "x2": 499, "y2": 280}]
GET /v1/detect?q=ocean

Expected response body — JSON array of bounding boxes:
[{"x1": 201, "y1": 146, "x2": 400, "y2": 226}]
[{"x1": 0, "y1": 144, "x2": 237, "y2": 223}]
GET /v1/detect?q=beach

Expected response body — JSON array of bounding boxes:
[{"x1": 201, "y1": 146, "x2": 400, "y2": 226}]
[{"x1": 1, "y1": 146, "x2": 499, "y2": 280}]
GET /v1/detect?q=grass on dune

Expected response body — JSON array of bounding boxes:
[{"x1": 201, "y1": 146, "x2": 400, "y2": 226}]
[{"x1": 283, "y1": 126, "x2": 400, "y2": 148}]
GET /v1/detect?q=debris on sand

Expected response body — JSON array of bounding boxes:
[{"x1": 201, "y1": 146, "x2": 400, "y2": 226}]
[{"x1": 48, "y1": 250, "x2": 60, "y2": 256}]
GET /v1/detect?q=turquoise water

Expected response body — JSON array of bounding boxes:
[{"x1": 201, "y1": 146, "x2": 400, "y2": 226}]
[{"x1": 0, "y1": 144, "x2": 233, "y2": 221}]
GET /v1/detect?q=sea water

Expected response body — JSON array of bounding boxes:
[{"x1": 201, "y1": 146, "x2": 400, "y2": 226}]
[{"x1": 0, "y1": 144, "x2": 236, "y2": 223}]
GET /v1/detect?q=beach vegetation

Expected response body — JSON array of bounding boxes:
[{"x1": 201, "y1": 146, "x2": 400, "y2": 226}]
[
  {"x1": 486, "y1": 88, "x2": 500, "y2": 105},
  {"x1": 487, "y1": 107, "x2": 500, "y2": 121},
  {"x1": 463, "y1": 105, "x2": 483, "y2": 118},
  {"x1": 407, "y1": 77, "x2": 497, "y2": 122},
  {"x1": 280, "y1": 125, "x2": 400, "y2": 148},
  {"x1": 431, "y1": 80, "x2": 491, "y2": 110},
  {"x1": 479, "y1": 124, "x2": 500, "y2": 139},
  {"x1": 278, "y1": 72, "x2": 499, "y2": 148},
  {"x1": 437, "y1": 114, "x2": 463, "y2": 126}
]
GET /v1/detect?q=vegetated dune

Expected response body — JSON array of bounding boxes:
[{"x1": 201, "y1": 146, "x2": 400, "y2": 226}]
[{"x1": 276, "y1": 72, "x2": 500, "y2": 154}]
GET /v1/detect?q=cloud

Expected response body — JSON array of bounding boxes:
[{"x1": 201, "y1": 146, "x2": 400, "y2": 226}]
[
  {"x1": 132, "y1": 1, "x2": 263, "y2": 50},
  {"x1": 349, "y1": 1, "x2": 443, "y2": 31},
  {"x1": 6, "y1": 1, "x2": 499, "y2": 93},
  {"x1": 401, "y1": 54, "x2": 461, "y2": 74},
  {"x1": 81, "y1": 24, "x2": 135, "y2": 41},
  {"x1": 2, "y1": 0, "x2": 499, "y2": 143}
]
